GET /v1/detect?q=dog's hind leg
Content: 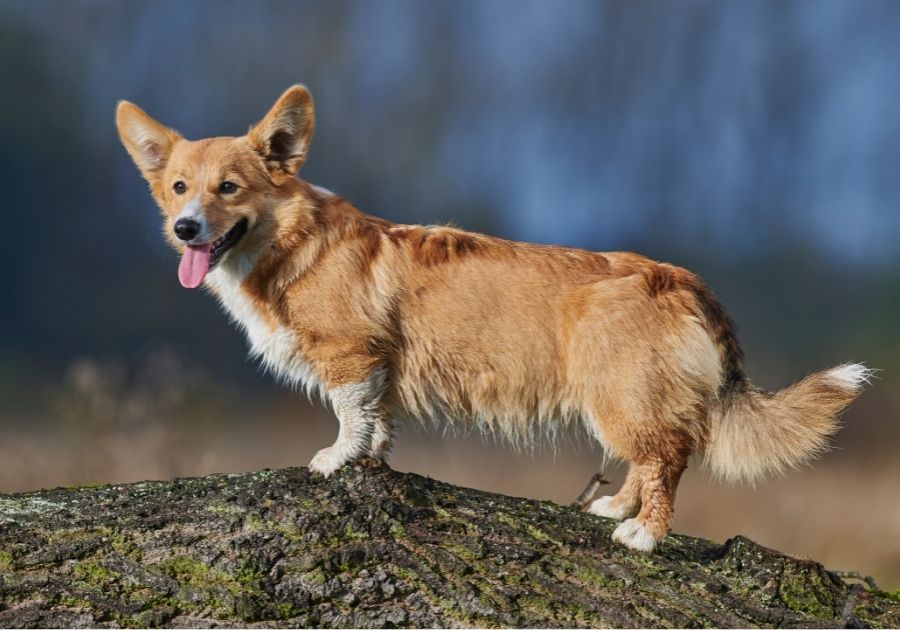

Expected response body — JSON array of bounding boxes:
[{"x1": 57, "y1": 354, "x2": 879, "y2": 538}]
[
  {"x1": 588, "y1": 464, "x2": 643, "y2": 520},
  {"x1": 610, "y1": 452, "x2": 688, "y2": 552},
  {"x1": 583, "y1": 409, "x2": 643, "y2": 520},
  {"x1": 584, "y1": 403, "x2": 692, "y2": 551}
]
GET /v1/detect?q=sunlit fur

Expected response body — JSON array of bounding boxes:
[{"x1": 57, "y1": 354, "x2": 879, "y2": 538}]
[{"x1": 117, "y1": 85, "x2": 871, "y2": 552}]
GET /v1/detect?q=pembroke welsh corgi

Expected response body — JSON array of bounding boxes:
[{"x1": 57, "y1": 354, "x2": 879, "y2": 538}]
[{"x1": 117, "y1": 85, "x2": 870, "y2": 551}]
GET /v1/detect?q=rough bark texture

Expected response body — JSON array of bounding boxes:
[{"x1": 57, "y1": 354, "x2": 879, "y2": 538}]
[{"x1": 0, "y1": 465, "x2": 897, "y2": 628}]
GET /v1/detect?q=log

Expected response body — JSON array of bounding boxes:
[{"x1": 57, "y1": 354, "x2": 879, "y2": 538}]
[{"x1": 0, "y1": 464, "x2": 897, "y2": 628}]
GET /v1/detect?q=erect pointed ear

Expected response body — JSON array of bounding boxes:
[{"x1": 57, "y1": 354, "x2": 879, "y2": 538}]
[
  {"x1": 116, "y1": 101, "x2": 181, "y2": 182},
  {"x1": 247, "y1": 85, "x2": 315, "y2": 176}
]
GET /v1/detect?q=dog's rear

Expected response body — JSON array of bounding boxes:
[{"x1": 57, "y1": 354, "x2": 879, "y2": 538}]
[
  {"x1": 574, "y1": 261, "x2": 870, "y2": 549},
  {"x1": 382, "y1": 244, "x2": 871, "y2": 551},
  {"x1": 116, "y1": 85, "x2": 870, "y2": 553}
]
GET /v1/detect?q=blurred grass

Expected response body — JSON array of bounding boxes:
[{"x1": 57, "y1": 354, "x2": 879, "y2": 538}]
[{"x1": 0, "y1": 352, "x2": 896, "y2": 589}]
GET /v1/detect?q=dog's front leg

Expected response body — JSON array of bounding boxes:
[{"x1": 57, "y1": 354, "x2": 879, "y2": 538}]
[
  {"x1": 309, "y1": 368, "x2": 385, "y2": 477},
  {"x1": 369, "y1": 416, "x2": 396, "y2": 461}
]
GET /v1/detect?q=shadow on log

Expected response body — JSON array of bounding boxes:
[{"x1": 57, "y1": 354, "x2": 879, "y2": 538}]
[{"x1": 0, "y1": 465, "x2": 897, "y2": 628}]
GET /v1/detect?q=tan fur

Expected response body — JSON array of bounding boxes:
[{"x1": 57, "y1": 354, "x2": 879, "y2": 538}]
[
  {"x1": 705, "y1": 369, "x2": 868, "y2": 484},
  {"x1": 116, "y1": 85, "x2": 871, "y2": 552}
]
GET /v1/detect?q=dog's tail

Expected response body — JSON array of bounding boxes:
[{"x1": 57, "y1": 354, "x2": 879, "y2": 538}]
[{"x1": 703, "y1": 364, "x2": 873, "y2": 484}]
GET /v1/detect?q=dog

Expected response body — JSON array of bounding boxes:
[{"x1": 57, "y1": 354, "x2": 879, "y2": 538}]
[{"x1": 116, "y1": 85, "x2": 871, "y2": 552}]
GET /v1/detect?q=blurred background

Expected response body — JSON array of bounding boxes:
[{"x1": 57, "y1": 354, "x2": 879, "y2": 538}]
[{"x1": 1, "y1": 0, "x2": 898, "y2": 587}]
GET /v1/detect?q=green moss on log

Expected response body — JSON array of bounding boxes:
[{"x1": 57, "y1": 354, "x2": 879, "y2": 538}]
[{"x1": 0, "y1": 465, "x2": 896, "y2": 628}]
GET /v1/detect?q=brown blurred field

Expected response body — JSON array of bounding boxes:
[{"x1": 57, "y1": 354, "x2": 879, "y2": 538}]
[{"x1": 2, "y1": 355, "x2": 897, "y2": 589}]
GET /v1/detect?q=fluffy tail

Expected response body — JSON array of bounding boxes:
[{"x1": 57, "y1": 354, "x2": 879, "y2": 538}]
[{"x1": 704, "y1": 363, "x2": 874, "y2": 484}]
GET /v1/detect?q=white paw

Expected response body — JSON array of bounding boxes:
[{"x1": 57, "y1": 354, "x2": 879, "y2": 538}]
[
  {"x1": 588, "y1": 496, "x2": 631, "y2": 520},
  {"x1": 308, "y1": 446, "x2": 349, "y2": 477},
  {"x1": 611, "y1": 518, "x2": 658, "y2": 553}
]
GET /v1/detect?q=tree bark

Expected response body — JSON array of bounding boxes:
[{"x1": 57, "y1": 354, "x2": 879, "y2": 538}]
[{"x1": 0, "y1": 465, "x2": 897, "y2": 628}]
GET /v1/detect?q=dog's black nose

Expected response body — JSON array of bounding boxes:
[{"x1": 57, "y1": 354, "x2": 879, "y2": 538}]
[{"x1": 174, "y1": 218, "x2": 200, "y2": 241}]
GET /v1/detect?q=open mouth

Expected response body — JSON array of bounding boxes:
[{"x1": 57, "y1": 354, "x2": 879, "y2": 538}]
[
  {"x1": 177, "y1": 218, "x2": 249, "y2": 289},
  {"x1": 209, "y1": 218, "x2": 249, "y2": 268}
]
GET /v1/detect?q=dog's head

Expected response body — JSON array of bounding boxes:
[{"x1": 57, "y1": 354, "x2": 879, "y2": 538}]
[{"x1": 116, "y1": 86, "x2": 315, "y2": 288}]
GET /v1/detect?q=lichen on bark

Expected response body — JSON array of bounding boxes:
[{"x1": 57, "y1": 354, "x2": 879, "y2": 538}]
[{"x1": 0, "y1": 465, "x2": 897, "y2": 628}]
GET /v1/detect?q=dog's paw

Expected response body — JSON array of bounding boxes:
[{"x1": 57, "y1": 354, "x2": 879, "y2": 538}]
[
  {"x1": 611, "y1": 518, "x2": 658, "y2": 553},
  {"x1": 587, "y1": 496, "x2": 631, "y2": 520},
  {"x1": 309, "y1": 446, "x2": 349, "y2": 477}
]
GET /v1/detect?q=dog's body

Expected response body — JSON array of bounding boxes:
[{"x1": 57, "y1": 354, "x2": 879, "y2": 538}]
[{"x1": 117, "y1": 86, "x2": 870, "y2": 551}]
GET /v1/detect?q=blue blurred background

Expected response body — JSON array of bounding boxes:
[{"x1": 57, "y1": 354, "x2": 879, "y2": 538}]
[{"x1": 1, "y1": 1, "x2": 898, "y2": 585}]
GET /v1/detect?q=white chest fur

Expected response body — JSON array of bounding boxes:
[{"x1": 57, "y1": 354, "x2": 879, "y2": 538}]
[{"x1": 205, "y1": 257, "x2": 325, "y2": 401}]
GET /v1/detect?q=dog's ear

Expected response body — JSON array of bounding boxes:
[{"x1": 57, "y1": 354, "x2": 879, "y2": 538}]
[
  {"x1": 116, "y1": 101, "x2": 181, "y2": 183},
  {"x1": 247, "y1": 85, "x2": 315, "y2": 177}
]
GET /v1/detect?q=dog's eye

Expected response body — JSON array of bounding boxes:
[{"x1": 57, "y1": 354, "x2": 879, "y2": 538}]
[
  {"x1": 173, "y1": 181, "x2": 186, "y2": 195},
  {"x1": 219, "y1": 181, "x2": 238, "y2": 195}
]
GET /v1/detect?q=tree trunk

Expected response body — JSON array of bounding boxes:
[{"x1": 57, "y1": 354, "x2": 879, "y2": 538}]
[{"x1": 0, "y1": 465, "x2": 896, "y2": 628}]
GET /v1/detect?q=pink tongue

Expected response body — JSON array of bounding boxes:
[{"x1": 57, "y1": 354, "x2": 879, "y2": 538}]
[{"x1": 178, "y1": 244, "x2": 212, "y2": 289}]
